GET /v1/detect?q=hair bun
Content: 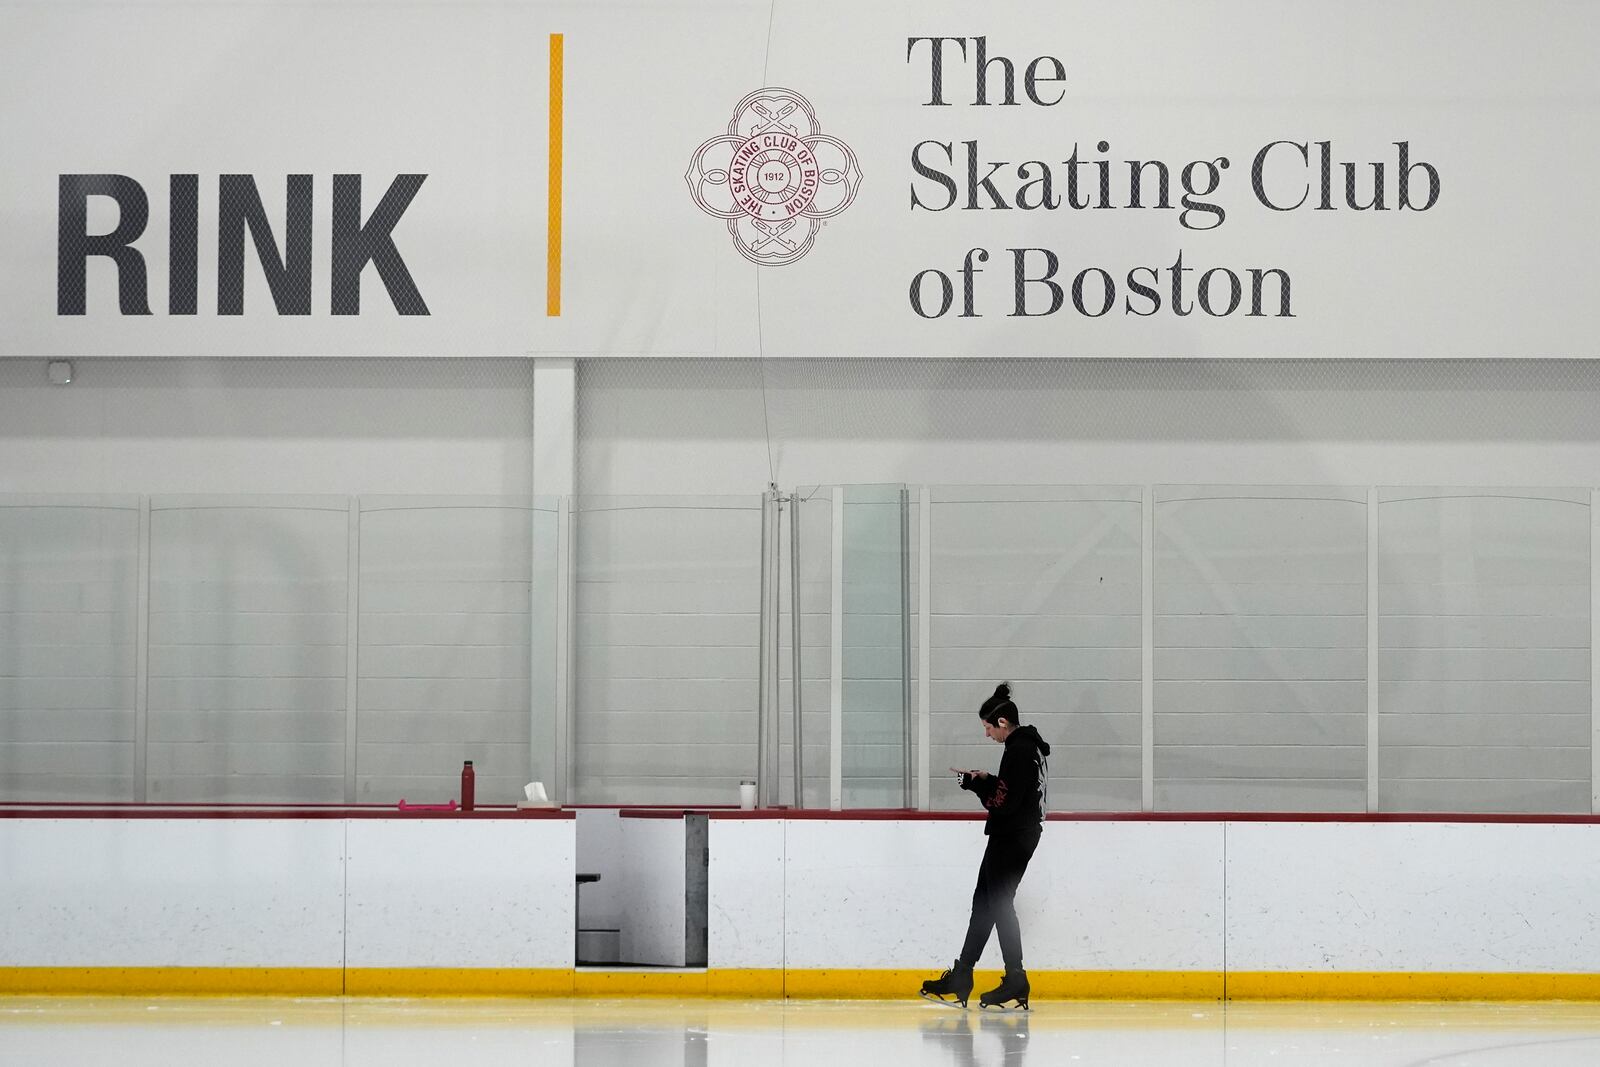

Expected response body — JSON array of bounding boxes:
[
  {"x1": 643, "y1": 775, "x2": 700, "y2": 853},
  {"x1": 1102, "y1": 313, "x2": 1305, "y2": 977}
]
[{"x1": 992, "y1": 682, "x2": 1011, "y2": 701}]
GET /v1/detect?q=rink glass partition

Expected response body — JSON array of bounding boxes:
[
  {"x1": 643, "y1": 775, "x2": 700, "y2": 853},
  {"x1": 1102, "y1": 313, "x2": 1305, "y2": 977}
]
[{"x1": 0, "y1": 485, "x2": 1593, "y2": 814}]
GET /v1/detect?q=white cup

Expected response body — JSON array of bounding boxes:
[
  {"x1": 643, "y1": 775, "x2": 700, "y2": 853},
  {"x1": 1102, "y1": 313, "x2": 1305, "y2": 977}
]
[
  {"x1": 524, "y1": 781, "x2": 549, "y2": 803},
  {"x1": 738, "y1": 780, "x2": 757, "y2": 810}
]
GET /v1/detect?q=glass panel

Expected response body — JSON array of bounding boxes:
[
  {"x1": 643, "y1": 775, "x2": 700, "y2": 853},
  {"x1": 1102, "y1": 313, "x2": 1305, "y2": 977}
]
[
  {"x1": 147, "y1": 497, "x2": 349, "y2": 803},
  {"x1": 781, "y1": 488, "x2": 833, "y2": 809},
  {"x1": 573, "y1": 495, "x2": 762, "y2": 804},
  {"x1": 0, "y1": 498, "x2": 140, "y2": 802},
  {"x1": 929, "y1": 486, "x2": 1143, "y2": 812},
  {"x1": 1377, "y1": 489, "x2": 1591, "y2": 813},
  {"x1": 1154, "y1": 487, "x2": 1368, "y2": 812},
  {"x1": 357, "y1": 496, "x2": 537, "y2": 806},
  {"x1": 840, "y1": 484, "x2": 908, "y2": 809}
]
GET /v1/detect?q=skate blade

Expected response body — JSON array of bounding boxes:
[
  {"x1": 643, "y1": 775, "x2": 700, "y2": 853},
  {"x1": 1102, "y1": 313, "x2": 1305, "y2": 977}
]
[
  {"x1": 978, "y1": 1000, "x2": 1030, "y2": 1013},
  {"x1": 919, "y1": 990, "x2": 969, "y2": 1010}
]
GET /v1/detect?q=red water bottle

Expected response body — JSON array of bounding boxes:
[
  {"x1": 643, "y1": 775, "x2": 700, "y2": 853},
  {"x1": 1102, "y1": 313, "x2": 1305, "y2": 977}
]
[{"x1": 460, "y1": 760, "x2": 475, "y2": 812}]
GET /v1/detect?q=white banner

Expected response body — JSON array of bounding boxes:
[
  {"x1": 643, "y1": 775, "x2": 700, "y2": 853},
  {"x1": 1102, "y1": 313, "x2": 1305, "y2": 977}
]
[{"x1": 2, "y1": 0, "x2": 1595, "y2": 358}]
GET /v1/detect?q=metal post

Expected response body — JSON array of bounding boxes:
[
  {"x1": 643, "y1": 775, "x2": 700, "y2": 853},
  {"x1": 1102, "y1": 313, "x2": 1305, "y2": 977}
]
[
  {"x1": 790, "y1": 492, "x2": 804, "y2": 807},
  {"x1": 900, "y1": 488, "x2": 912, "y2": 810},
  {"x1": 757, "y1": 490, "x2": 772, "y2": 807},
  {"x1": 769, "y1": 489, "x2": 783, "y2": 806}
]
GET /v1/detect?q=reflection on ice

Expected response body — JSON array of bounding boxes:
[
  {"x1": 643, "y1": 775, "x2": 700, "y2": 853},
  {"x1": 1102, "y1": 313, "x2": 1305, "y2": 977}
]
[{"x1": 2, "y1": 998, "x2": 1600, "y2": 1066}]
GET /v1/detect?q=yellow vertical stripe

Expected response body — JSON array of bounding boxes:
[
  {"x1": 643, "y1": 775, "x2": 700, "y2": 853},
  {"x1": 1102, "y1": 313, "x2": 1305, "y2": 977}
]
[{"x1": 546, "y1": 33, "x2": 564, "y2": 317}]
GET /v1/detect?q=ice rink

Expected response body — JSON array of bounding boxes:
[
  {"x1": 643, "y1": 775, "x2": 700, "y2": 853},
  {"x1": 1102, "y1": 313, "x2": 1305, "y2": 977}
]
[{"x1": 5, "y1": 997, "x2": 1600, "y2": 1066}]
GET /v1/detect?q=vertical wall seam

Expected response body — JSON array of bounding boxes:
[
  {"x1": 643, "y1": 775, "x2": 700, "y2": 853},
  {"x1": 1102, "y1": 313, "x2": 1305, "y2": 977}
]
[
  {"x1": 1221, "y1": 820, "x2": 1229, "y2": 1001},
  {"x1": 1142, "y1": 488, "x2": 1154, "y2": 813},
  {"x1": 899, "y1": 487, "x2": 912, "y2": 809},
  {"x1": 566, "y1": 500, "x2": 578, "y2": 803},
  {"x1": 790, "y1": 492, "x2": 805, "y2": 807},
  {"x1": 345, "y1": 499, "x2": 360, "y2": 806},
  {"x1": 917, "y1": 487, "x2": 932, "y2": 812},
  {"x1": 134, "y1": 497, "x2": 150, "y2": 803},
  {"x1": 1368, "y1": 487, "x2": 1381, "y2": 813},
  {"x1": 1591, "y1": 488, "x2": 1598, "y2": 815},
  {"x1": 555, "y1": 497, "x2": 574, "y2": 804},
  {"x1": 830, "y1": 487, "x2": 844, "y2": 811}
]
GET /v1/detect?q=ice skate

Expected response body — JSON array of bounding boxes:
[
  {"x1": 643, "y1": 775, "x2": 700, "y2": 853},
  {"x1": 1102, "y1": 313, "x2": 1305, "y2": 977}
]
[
  {"x1": 978, "y1": 969, "x2": 1030, "y2": 1011},
  {"x1": 918, "y1": 959, "x2": 974, "y2": 1008}
]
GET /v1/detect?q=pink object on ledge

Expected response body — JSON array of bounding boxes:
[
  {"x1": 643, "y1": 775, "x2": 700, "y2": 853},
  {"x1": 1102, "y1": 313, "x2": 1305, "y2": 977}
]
[{"x1": 397, "y1": 800, "x2": 459, "y2": 812}]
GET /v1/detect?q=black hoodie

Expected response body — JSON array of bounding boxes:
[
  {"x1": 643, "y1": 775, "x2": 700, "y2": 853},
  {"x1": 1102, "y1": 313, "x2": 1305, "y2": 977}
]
[{"x1": 961, "y1": 724, "x2": 1051, "y2": 837}]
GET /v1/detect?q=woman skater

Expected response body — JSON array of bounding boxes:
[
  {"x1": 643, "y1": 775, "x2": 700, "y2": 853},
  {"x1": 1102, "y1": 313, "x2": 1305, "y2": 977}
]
[{"x1": 920, "y1": 683, "x2": 1050, "y2": 1010}]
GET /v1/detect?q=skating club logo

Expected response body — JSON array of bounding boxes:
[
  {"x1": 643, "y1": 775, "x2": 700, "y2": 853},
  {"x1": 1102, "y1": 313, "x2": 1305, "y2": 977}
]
[{"x1": 686, "y1": 88, "x2": 862, "y2": 266}]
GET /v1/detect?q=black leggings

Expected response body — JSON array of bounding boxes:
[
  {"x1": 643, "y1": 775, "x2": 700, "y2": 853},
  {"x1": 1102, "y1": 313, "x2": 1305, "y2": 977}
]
[{"x1": 958, "y1": 830, "x2": 1040, "y2": 972}]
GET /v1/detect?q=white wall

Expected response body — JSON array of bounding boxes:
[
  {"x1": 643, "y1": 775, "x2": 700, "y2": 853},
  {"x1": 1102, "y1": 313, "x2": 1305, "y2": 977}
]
[
  {"x1": 1226, "y1": 821, "x2": 1600, "y2": 973},
  {"x1": 709, "y1": 815, "x2": 1600, "y2": 976},
  {"x1": 0, "y1": 815, "x2": 575, "y2": 970},
  {"x1": 345, "y1": 817, "x2": 574, "y2": 968},
  {"x1": 8, "y1": 813, "x2": 1600, "y2": 982},
  {"x1": 775, "y1": 818, "x2": 1223, "y2": 972},
  {"x1": 1, "y1": 818, "x2": 346, "y2": 967},
  {"x1": 575, "y1": 359, "x2": 1600, "y2": 494},
  {"x1": 0, "y1": 358, "x2": 534, "y2": 496},
  {"x1": 707, "y1": 818, "x2": 786, "y2": 969}
]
